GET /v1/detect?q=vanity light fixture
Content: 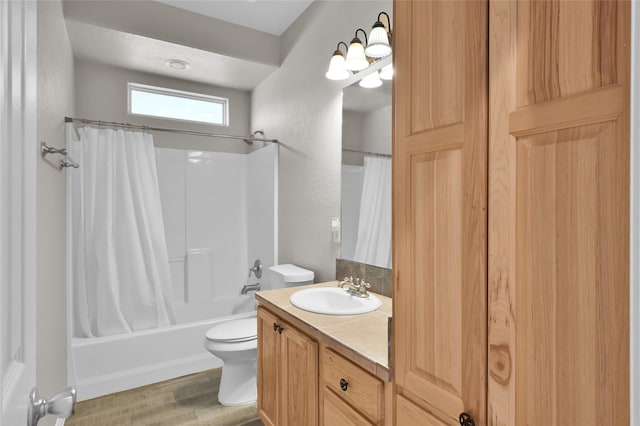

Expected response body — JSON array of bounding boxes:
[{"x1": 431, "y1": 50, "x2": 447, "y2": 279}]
[
  {"x1": 365, "y1": 12, "x2": 392, "y2": 58},
  {"x1": 325, "y1": 42, "x2": 350, "y2": 81},
  {"x1": 379, "y1": 64, "x2": 393, "y2": 80},
  {"x1": 359, "y1": 71, "x2": 383, "y2": 89},
  {"x1": 345, "y1": 29, "x2": 370, "y2": 72},
  {"x1": 325, "y1": 12, "x2": 392, "y2": 81}
]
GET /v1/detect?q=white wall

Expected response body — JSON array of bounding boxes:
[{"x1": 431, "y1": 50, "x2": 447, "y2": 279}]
[
  {"x1": 155, "y1": 149, "x2": 187, "y2": 302},
  {"x1": 247, "y1": 144, "x2": 278, "y2": 276},
  {"x1": 156, "y1": 145, "x2": 276, "y2": 321},
  {"x1": 342, "y1": 110, "x2": 366, "y2": 166},
  {"x1": 252, "y1": 0, "x2": 392, "y2": 281},
  {"x1": 363, "y1": 104, "x2": 392, "y2": 156},
  {"x1": 74, "y1": 58, "x2": 252, "y2": 153},
  {"x1": 343, "y1": 104, "x2": 392, "y2": 167},
  {"x1": 36, "y1": 1, "x2": 74, "y2": 423},
  {"x1": 156, "y1": 149, "x2": 247, "y2": 319},
  {"x1": 187, "y1": 151, "x2": 248, "y2": 296}
]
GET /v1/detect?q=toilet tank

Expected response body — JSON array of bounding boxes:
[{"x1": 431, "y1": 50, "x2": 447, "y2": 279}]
[{"x1": 268, "y1": 264, "x2": 314, "y2": 289}]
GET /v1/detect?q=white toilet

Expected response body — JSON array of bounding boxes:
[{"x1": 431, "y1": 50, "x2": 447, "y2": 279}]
[{"x1": 203, "y1": 264, "x2": 314, "y2": 406}]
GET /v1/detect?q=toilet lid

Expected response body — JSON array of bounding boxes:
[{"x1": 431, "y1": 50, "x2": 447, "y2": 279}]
[{"x1": 206, "y1": 318, "x2": 257, "y2": 342}]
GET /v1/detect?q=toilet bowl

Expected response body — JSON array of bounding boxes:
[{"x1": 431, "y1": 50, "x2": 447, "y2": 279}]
[
  {"x1": 203, "y1": 264, "x2": 314, "y2": 406},
  {"x1": 203, "y1": 317, "x2": 258, "y2": 406}
]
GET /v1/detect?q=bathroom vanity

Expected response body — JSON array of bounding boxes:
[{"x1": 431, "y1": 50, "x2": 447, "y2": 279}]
[{"x1": 255, "y1": 282, "x2": 392, "y2": 426}]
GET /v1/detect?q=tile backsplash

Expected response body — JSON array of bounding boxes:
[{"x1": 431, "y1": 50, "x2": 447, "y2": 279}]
[{"x1": 335, "y1": 258, "x2": 392, "y2": 298}]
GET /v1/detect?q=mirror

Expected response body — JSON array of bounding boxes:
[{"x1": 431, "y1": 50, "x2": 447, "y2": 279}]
[{"x1": 341, "y1": 67, "x2": 392, "y2": 269}]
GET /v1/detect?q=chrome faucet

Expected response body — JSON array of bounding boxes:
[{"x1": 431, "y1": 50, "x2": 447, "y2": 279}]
[
  {"x1": 243, "y1": 260, "x2": 262, "y2": 295},
  {"x1": 338, "y1": 276, "x2": 371, "y2": 298},
  {"x1": 241, "y1": 282, "x2": 261, "y2": 295}
]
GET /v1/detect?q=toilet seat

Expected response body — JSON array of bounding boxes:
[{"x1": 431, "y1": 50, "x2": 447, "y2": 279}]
[{"x1": 206, "y1": 318, "x2": 257, "y2": 343}]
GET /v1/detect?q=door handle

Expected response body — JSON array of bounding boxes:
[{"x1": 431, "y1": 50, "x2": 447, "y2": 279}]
[
  {"x1": 459, "y1": 412, "x2": 475, "y2": 426},
  {"x1": 28, "y1": 386, "x2": 77, "y2": 426}
]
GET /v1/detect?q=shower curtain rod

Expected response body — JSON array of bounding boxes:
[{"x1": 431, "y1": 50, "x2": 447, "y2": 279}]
[
  {"x1": 64, "y1": 117, "x2": 279, "y2": 145},
  {"x1": 342, "y1": 148, "x2": 391, "y2": 158}
]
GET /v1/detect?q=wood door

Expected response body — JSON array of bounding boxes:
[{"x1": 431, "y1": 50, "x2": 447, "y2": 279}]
[
  {"x1": 257, "y1": 307, "x2": 280, "y2": 426},
  {"x1": 488, "y1": 1, "x2": 630, "y2": 424},
  {"x1": 280, "y1": 321, "x2": 318, "y2": 426},
  {"x1": 393, "y1": 0, "x2": 488, "y2": 424}
]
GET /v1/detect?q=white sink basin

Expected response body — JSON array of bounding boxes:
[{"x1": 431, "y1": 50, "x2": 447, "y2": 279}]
[{"x1": 290, "y1": 287, "x2": 382, "y2": 315}]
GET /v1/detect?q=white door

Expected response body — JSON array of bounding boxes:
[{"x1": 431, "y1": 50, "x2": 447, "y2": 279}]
[{"x1": 0, "y1": 0, "x2": 37, "y2": 424}]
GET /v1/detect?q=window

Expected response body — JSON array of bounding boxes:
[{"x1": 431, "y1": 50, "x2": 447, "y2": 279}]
[{"x1": 128, "y1": 83, "x2": 229, "y2": 126}]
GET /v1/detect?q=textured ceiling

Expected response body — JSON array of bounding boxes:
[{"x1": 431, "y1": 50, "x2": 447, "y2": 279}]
[
  {"x1": 155, "y1": 0, "x2": 314, "y2": 36},
  {"x1": 66, "y1": 20, "x2": 278, "y2": 91}
]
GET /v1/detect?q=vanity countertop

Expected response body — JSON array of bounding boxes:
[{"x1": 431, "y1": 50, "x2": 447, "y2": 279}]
[{"x1": 255, "y1": 281, "x2": 391, "y2": 381}]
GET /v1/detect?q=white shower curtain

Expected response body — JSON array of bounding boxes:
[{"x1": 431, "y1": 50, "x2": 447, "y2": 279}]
[
  {"x1": 67, "y1": 124, "x2": 175, "y2": 338},
  {"x1": 353, "y1": 155, "x2": 392, "y2": 269}
]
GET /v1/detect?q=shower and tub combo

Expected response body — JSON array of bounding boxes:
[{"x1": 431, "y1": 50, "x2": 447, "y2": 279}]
[{"x1": 65, "y1": 121, "x2": 300, "y2": 403}]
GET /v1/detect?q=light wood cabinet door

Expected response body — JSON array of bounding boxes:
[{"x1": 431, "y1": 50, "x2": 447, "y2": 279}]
[
  {"x1": 257, "y1": 307, "x2": 280, "y2": 426},
  {"x1": 392, "y1": 0, "x2": 488, "y2": 424},
  {"x1": 280, "y1": 321, "x2": 318, "y2": 426},
  {"x1": 257, "y1": 307, "x2": 318, "y2": 426},
  {"x1": 488, "y1": 1, "x2": 630, "y2": 425}
]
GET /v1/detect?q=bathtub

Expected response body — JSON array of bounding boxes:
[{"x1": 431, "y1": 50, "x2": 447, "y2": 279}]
[{"x1": 69, "y1": 295, "x2": 257, "y2": 401}]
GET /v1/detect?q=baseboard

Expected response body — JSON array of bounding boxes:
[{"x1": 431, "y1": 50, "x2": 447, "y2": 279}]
[{"x1": 74, "y1": 353, "x2": 220, "y2": 401}]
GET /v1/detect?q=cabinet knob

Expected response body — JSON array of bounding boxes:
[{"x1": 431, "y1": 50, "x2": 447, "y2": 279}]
[
  {"x1": 459, "y1": 413, "x2": 475, "y2": 426},
  {"x1": 273, "y1": 322, "x2": 278, "y2": 332},
  {"x1": 339, "y1": 378, "x2": 349, "y2": 391},
  {"x1": 278, "y1": 325, "x2": 284, "y2": 334}
]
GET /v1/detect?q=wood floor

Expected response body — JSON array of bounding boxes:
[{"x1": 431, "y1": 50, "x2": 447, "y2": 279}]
[{"x1": 66, "y1": 369, "x2": 264, "y2": 426}]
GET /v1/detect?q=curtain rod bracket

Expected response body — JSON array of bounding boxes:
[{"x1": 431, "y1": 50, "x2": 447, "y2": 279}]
[{"x1": 41, "y1": 141, "x2": 67, "y2": 158}]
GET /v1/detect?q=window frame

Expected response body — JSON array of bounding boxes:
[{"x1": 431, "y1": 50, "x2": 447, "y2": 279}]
[{"x1": 127, "y1": 82, "x2": 229, "y2": 127}]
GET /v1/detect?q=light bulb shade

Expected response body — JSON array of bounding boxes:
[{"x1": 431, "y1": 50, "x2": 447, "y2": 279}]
[
  {"x1": 379, "y1": 64, "x2": 393, "y2": 80},
  {"x1": 359, "y1": 72, "x2": 383, "y2": 88},
  {"x1": 365, "y1": 23, "x2": 391, "y2": 58},
  {"x1": 325, "y1": 51, "x2": 349, "y2": 80},
  {"x1": 345, "y1": 40, "x2": 369, "y2": 72}
]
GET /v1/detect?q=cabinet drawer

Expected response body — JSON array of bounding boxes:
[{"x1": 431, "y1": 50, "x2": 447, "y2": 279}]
[
  {"x1": 323, "y1": 388, "x2": 375, "y2": 426},
  {"x1": 322, "y1": 348, "x2": 383, "y2": 423}
]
